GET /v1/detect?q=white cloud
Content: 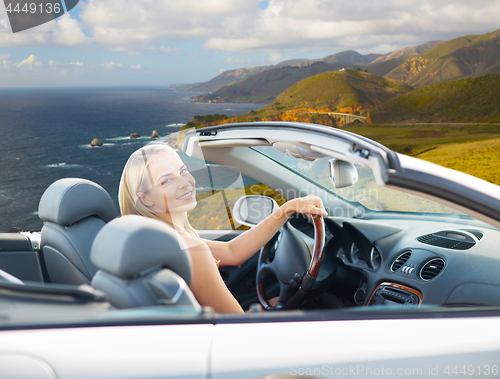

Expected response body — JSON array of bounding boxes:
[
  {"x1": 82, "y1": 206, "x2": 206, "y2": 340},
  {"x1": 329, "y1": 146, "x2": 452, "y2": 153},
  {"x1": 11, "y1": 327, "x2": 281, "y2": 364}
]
[
  {"x1": 15, "y1": 54, "x2": 41, "y2": 68},
  {"x1": 79, "y1": 0, "x2": 261, "y2": 52},
  {"x1": 0, "y1": 53, "x2": 11, "y2": 59},
  {"x1": 159, "y1": 46, "x2": 183, "y2": 55},
  {"x1": 203, "y1": 0, "x2": 500, "y2": 53},
  {"x1": 268, "y1": 52, "x2": 291, "y2": 63},
  {"x1": 131, "y1": 64, "x2": 142, "y2": 69},
  {"x1": 51, "y1": 14, "x2": 90, "y2": 46},
  {"x1": 0, "y1": 13, "x2": 89, "y2": 48},
  {"x1": 102, "y1": 61, "x2": 124, "y2": 69},
  {"x1": 0, "y1": 0, "x2": 499, "y2": 55}
]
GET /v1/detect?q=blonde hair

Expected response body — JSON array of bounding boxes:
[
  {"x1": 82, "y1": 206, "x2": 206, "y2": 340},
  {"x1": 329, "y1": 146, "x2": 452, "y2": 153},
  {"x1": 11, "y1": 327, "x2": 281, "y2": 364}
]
[{"x1": 118, "y1": 144, "x2": 199, "y2": 239}]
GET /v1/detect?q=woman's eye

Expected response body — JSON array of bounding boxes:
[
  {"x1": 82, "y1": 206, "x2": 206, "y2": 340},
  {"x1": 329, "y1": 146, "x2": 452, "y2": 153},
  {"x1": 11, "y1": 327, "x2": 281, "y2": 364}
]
[
  {"x1": 180, "y1": 168, "x2": 188, "y2": 175},
  {"x1": 162, "y1": 178, "x2": 172, "y2": 185}
]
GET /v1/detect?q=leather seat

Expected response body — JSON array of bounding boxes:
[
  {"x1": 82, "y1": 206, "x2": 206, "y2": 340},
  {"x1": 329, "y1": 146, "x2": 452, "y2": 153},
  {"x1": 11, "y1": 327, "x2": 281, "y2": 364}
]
[
  {"x1": 38, "y1": 178, "x2": 117, "y2": 285},
  {"x1": 90, "y1": 215, "x2": 200, "y2": 310}
]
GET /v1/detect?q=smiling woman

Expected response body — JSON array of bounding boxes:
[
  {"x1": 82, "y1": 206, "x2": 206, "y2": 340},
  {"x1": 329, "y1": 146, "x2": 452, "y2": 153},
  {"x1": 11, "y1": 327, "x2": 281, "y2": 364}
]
[
  {"x1": 118, "y1": 143, "x2": 328, "y2": 313},
  {"x1": 119, "y1": 144, "x2": 199, "y2": 237}
]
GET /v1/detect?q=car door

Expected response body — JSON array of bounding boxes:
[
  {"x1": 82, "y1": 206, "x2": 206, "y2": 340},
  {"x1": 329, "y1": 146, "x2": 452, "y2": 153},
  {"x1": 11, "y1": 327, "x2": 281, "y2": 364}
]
[
  {"x1": 0, "y1": 323, "x2": 215, "y2": 379},
  {"x1": 209, "y1": 314, "x2": 500, "y2": 379}
]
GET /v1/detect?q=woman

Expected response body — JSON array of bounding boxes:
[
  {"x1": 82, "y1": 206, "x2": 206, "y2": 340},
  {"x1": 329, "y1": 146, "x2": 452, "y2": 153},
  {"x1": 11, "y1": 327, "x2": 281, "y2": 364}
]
[{"x1": 119, "y1": 144, "x2": 328, "y2": 313}]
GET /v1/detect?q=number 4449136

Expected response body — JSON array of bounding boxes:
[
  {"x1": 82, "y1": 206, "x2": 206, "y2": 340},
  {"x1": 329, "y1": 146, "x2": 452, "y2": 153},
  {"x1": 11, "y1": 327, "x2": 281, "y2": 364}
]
[
  {"x1": 444, "y1": 365, "x2": 498, "y2": 375},
  {"x1": 6, "y1": 2, "x2": 62, "y2": 14}
]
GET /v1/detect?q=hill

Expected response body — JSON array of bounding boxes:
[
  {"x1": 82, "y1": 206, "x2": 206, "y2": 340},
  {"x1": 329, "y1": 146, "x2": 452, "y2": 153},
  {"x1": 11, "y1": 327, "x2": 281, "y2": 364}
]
[
  {"x1": 264, "y1": 69, "x2": 412, "y2": 112},
  {"x1": 370, "y1": 41, "x2": 444, "y2": 64},
  {"x1": 191, "y1": 62, "x2": 363, "y2": 103},
  {"x1": 370, "y1": 74, "x2": 500, "y2": 124},
  {"x1": 307, "y1": 50, "x2": 382, "y2": 65},
  {"x1": 178, "y1": 59, "x2": 306, "y2": 93},
  {"x1": 376, "y1": 29, "x2": 500, "y2": 87}
]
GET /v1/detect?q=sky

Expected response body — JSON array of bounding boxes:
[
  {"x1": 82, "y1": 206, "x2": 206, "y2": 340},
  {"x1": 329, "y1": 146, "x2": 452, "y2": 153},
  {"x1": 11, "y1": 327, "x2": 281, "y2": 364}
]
[{"x1": 0, "y1": 0, "x2": 499, "y2": 88}]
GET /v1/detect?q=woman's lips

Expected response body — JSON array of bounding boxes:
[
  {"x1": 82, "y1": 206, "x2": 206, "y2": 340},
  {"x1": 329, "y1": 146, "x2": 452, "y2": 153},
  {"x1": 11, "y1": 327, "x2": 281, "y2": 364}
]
[{"x1": 177, "y1": 190, "x2": 193, "y2": 200}]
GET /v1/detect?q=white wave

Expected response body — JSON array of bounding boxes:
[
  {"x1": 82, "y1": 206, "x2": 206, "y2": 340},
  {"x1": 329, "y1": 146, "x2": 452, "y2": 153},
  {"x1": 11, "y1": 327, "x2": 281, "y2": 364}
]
[
  {"x1": 105, "y1": 136, "x2": 131, "y2": 141},
  {"x1": 46, "y1": 163, "x2": 85, "y2": 169},
  {"x1": 165, "y1": 123, "x2": 185, "y2": 127}
]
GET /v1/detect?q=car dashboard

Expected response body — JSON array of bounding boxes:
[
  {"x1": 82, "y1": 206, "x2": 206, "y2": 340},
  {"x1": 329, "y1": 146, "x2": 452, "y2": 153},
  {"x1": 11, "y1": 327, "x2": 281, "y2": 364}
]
[{"x1": 289, "y1": 214, "x2": 500, "y2": 309}]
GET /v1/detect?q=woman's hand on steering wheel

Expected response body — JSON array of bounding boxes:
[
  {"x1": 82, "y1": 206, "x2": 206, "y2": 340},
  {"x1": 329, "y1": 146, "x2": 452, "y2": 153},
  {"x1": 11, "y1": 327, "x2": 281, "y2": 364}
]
[
  {"x1": 256, "y1": 195, "x2": 328, "y2": 311},
  {"x1": 281, "y1": 195, "x2": 328, "y2": 219}
]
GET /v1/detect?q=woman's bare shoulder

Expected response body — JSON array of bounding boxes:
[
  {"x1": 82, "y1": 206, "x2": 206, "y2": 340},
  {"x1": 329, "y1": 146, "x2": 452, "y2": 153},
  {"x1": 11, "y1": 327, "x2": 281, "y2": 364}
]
[{"x1": 181, "y1": 234, "x2": 210, "y2": 252}]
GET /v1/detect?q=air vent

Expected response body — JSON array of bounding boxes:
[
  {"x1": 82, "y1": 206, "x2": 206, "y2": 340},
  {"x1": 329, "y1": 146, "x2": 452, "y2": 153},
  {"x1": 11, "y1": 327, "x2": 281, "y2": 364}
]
[
  {"x1": 461, "y1": 229, "x2": 484, "y2": 240},
  {"x1": 391, "y1": 251, "x2": 411, "y2": 272},
  {"x1": 420, "y1": 258, "x2": 445, "y2": 281},
  {"x1": 416, "y1": 231, "x2": 475, "y2": 250}
]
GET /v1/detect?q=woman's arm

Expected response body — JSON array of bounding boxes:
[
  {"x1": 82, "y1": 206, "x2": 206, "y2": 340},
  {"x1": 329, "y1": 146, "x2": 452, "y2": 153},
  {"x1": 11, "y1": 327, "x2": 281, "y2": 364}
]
[
  {"x1": 183, "y1": 236, "x2": 244, "y2": 313},
  {"x1": 204, "y1": 195, "x2": 327, "y2": 267}
]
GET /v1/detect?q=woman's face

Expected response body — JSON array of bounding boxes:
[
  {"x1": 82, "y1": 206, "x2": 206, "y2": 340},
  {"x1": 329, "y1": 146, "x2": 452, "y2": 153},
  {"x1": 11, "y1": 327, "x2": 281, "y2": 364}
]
[{"x1": 139, "y1": 150, "x2": 197, "y2": 214}]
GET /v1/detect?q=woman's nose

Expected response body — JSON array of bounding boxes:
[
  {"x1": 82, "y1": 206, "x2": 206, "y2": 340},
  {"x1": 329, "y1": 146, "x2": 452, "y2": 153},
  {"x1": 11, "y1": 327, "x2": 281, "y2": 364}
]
[{"x1": 177, "y1": 175, "x2": 191, "y2": 188}]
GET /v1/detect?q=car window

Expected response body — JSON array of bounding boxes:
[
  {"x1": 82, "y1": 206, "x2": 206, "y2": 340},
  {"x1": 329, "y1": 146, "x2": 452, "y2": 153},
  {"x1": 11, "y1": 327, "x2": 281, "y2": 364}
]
[
  {"x1": 180, "y1": 152, "x2": 286, "y2": 230},
  {"x1": 253, "y1": 146, "x2": 462, "y2": 215}
]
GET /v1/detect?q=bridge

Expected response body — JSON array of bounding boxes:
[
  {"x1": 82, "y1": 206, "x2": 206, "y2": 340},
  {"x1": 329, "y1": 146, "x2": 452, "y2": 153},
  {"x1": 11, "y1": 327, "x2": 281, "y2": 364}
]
[{"x1": 311, "y1": 111, "x2": 367, "y2": 125}]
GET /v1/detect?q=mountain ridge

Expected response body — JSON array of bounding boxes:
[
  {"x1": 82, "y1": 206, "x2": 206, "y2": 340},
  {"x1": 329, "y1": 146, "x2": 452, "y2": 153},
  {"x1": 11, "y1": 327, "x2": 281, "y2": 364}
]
[
  {"x1": 380, "y1": 29, "x2": 500, "y2": 87},
  {"x1": 182, "y1": 41, "x2": 441, "y2": 95}
]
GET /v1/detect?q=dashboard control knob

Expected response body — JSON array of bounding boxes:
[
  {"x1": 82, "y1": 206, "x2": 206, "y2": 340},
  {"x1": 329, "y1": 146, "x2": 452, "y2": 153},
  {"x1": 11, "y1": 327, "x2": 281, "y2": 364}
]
[{"x1": 354, "y1": 288, "x2": 366, "y2": 304}]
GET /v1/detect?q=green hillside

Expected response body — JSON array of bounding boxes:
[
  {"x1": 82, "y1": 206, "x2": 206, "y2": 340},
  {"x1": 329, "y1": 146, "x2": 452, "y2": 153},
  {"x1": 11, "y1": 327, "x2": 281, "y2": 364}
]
[
  {"x1": 417, "y1": 138, "x2": 500, "y2": 185},
  {"x1": 263, "y1": 69, "x2": 412, "y2": 112},
  {"x1": 370, "y1": 74, "x2": 500, "y2": 124},
  {"x1": 382, "y1": 29, "x2": 500, "y2": 87}
]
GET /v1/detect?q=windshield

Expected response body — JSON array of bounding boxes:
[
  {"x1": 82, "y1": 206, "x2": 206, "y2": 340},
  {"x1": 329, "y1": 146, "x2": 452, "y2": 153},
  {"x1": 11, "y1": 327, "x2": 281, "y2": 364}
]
[{"x1": 253, "y1": 146, "x2": 463, "y2": 215}]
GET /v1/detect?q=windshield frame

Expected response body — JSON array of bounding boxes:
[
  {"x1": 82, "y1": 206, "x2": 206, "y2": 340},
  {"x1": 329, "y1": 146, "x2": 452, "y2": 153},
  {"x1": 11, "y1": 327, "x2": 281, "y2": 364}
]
[{"x1": 251, "y1": 146, "x2": 479, "y2": 220}]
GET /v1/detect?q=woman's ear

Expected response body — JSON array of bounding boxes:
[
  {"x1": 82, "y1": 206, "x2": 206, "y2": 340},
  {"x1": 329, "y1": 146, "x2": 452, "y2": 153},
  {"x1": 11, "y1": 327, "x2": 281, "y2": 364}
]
[{"x1": 137, "y1": 192, "x2": 154, "y2": 207}]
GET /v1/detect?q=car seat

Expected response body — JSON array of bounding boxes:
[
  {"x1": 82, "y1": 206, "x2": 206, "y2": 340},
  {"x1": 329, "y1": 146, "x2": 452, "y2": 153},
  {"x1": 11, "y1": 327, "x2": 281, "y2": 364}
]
[
  {"x1": 90, "y1": 215, "x2": 200, "y2": 310},
  {"x1": 38, "y1": 178, "x2": 117, "y2": 285}
]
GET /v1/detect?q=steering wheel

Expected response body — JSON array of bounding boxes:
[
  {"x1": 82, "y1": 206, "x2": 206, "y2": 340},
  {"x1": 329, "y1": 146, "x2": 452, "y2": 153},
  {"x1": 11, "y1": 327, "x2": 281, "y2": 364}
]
[{"x1": 256, "y1": 215, "x2": 325, "y2": 310}]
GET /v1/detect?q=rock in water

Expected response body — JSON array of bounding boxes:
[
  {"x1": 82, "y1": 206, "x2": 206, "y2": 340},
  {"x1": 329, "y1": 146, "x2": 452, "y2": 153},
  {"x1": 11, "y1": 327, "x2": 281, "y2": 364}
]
[
  {"x1": 130, "y1": 133, "x2": 140, "y2": 139},
  {"x1": 150, "y1": 130, "x2": 159, "y2": 139},
  {"x1": 90, "y1": 138, "x2": 102, "y2": 147}
]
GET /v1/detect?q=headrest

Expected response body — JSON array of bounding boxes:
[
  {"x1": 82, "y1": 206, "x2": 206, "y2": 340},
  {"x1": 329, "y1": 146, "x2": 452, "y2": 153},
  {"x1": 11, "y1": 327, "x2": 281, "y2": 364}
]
[
  {"x1": 38, "y1": 178, "x2": 117, "y2": 226},
  {"x1": 90, "y1": 215, "x2": 192, "y2": 283}
]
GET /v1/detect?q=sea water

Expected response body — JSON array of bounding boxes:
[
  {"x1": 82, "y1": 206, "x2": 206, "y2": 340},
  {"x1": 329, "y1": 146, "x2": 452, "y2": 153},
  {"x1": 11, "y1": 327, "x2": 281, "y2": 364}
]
[{"x1": 0, "y1": 86, "x2": 265, "y2": 231}]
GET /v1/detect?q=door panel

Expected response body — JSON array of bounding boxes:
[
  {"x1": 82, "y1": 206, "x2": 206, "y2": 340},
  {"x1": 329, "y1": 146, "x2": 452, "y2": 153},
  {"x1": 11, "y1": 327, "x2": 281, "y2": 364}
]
[
  {"x1": 1, "y1": 324, "x2": 214, "y2": 379},
  {"x1": 210, "y1": 317, "x2": 500, "y2": 379}
]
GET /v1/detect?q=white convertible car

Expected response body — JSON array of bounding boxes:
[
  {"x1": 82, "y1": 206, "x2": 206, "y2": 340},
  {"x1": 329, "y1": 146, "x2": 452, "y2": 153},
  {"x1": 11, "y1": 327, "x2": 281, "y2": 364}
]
[{"x1": 1, "y1": 122, "x2": 500, "y2": 379}]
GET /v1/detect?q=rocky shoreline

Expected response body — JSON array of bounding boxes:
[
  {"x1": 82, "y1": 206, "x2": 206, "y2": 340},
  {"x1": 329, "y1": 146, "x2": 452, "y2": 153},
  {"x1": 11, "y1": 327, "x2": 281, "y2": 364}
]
[{"x1": 190, "y1": 94, "x2": 229, "y2": 103}]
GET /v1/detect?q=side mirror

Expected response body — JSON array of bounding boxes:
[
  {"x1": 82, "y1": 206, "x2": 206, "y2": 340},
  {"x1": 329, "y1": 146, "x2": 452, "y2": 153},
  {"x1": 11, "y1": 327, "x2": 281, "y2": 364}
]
[
  {"x1": 233, "y1": 195, "x2": 279, "y2": 227},
  {"x1": 329, "y1": 159, "x2": 358, "y2": 188}
]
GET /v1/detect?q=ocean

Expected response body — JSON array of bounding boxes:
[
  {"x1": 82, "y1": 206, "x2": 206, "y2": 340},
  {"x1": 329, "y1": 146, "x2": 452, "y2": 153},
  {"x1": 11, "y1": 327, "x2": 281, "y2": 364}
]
[{"x1": 0, "y1": 86, "x2": 265, "y2": 232}]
